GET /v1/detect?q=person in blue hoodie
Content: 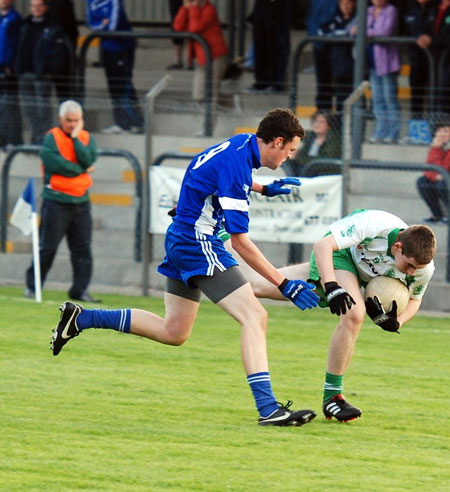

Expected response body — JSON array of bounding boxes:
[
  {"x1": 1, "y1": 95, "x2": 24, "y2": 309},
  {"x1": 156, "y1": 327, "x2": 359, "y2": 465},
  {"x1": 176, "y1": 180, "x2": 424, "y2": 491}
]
[
  {"x1": 0, "y1": 0, "x2": 23, "y2": 147},
  {"x1": 85, "y1": 0, "x2": 144, "y2": 134}
]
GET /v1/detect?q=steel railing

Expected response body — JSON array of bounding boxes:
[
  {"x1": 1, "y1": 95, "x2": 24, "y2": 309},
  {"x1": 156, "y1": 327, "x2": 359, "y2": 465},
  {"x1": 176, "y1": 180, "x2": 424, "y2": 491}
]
[
  {"x1": 289, "y1": 36, "x2": 435, "y2": 112},
  {"x1": 1, "y1": 145, "x2": 143, "y2": 261},
  {"x1": 77, "y1": 30, "x2": 214, "y2": 136}
]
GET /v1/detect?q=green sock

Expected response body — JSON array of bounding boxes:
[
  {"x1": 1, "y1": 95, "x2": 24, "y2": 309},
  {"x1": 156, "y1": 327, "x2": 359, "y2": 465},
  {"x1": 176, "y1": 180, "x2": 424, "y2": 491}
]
[{"x1": 323, "y1": 372, "x2": 344, "y2": 402}]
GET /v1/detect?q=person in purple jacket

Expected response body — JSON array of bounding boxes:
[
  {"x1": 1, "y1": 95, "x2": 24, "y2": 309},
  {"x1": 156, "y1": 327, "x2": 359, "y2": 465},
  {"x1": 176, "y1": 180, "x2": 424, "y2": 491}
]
[{"x1": 353, "y1": 0, "x2": 401, "y2": 143}]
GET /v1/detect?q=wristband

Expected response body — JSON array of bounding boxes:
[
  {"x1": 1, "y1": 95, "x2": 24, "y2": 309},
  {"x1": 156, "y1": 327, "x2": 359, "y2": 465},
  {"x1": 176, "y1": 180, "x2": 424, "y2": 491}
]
[{"x1": 278, "y1": 278, "x2": 289, "y2": 292}]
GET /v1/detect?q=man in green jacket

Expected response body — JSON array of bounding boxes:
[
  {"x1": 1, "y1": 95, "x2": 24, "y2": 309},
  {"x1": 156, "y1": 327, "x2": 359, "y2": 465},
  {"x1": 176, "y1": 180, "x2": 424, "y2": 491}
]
[{"x1": 24, "y1": 99, "x2": 100, "y2": 302}]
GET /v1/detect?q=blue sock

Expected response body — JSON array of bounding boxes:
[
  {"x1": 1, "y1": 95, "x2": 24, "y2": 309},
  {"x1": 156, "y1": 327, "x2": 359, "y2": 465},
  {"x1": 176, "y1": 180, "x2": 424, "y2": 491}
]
[
  {"x1": 77, "y1": 308, "x2": 131, "y2": 333},
  {"x1": 247, "y1": 372, "x2": 279, "y2": 417}
]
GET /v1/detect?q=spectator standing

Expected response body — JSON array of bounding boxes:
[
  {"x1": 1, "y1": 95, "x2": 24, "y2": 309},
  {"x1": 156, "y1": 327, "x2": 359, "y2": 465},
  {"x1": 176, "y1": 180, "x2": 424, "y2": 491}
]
[
  {"x1": 47, "y1": 0, "x2": 77, "y2": 49},
  {"x1": 24, "y1": 100, "x2": 100, "y2": 303},
  {"x1": 306, "y1": 0, "x2": 338, "y2": 109},
  {"x1": 318, "y1": 0, "x2": 357, "y2": 113},
  {"x1": 47, "y1": 0, "x2": 78, "y2": 100},
  {"x1": 0, "y1": 0, "x2": 23, "y2": 148},
  {"x1": 167, "y1": 0, "x2": 193, "y2": 70},
  {"x1": 246, "y1": 0, "x2": 294, "y2": 93},
  {"x1": 402, "y1": 0, "x2": 437, "y2": 119},
  {"x1": 416, "y1": 0, "x2": 450, "y2": 114},
  {"x1": 417, "y1": 121, "x2": 450, "y2": 223},
  {"x1": 85, "y1": 0, "x2": 144, "y2": 134},
  {"x1": 15, "y1": 0, "x2": 71, "y2": 144},
  {"x1": 283, "y1": 111, "x2": 341, "y2": 177},
  {"x1": 173, "y1": 0, "x2": 228, "y2": 104},
  {"x1": 359, "y1": 0, "x2": 401, "y2": 143}
]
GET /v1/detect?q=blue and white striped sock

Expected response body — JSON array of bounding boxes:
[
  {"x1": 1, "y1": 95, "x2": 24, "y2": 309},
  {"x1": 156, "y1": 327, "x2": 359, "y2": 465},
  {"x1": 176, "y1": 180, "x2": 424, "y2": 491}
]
[
  {"x1": 247, "y1": 371, "x2": 279, "y2": 418},
  {"x1": 77, "y1": 308, "x2": 131, "y2": 333}
]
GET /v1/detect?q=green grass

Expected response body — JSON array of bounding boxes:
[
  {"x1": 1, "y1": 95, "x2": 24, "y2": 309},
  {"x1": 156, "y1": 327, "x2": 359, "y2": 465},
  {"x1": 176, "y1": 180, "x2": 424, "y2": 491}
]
[{"x1": 0, "y1": 286, "x2": 449, "y2": 492}]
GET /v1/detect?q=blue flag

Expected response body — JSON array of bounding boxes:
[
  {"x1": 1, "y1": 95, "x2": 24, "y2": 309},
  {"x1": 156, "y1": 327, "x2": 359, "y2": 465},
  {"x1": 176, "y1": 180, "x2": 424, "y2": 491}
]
[{"x1": 10, "y1": 178, "x2": 37, "y2": 236}]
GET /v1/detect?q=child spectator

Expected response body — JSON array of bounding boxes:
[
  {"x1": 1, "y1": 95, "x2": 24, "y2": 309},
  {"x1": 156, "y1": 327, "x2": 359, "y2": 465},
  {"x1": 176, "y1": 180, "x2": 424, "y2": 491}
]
[{"x1": 417, "y1": 121, "x2": 450, "y2": 223}]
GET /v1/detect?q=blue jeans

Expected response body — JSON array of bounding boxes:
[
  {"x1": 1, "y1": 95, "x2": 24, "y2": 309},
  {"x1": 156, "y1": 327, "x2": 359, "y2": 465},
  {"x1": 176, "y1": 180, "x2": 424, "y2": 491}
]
[
  {"x1": 102, "y1": 46, "x2": 144, "y2": 129},
  {"x1": 369, "y1": 70, "x2": 400, "y2": 140}
]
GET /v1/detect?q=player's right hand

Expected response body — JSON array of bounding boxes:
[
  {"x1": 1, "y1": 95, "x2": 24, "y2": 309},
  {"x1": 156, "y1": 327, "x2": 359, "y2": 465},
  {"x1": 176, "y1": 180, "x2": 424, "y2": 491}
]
[
  {"x1": 324, "y1": 282, "x2": 355, "y2": 316},
  {"x1": 365, "y1": 297, "x2": 400, "y2": 333},
  {"x1": 278, "y1": 279, "x2": 320, "y2": 311}
]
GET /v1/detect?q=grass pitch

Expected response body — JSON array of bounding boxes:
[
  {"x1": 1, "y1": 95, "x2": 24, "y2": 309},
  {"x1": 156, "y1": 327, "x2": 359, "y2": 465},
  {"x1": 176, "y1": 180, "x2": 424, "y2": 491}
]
[{"x1": 0, "y1": 287, "x2": 448, "y2": 492}]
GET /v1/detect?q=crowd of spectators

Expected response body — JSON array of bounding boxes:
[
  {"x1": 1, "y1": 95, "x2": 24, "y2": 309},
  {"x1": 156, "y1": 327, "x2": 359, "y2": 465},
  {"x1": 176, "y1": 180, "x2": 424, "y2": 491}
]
[{"x1": 1, "y1": 0, "x2": 450, "y2": 149}]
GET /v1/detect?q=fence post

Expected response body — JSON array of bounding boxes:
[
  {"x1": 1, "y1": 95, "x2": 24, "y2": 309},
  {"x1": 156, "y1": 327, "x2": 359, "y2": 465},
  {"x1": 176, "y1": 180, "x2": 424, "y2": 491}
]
[
  {"x1": 142, "y1": 75, "x2": 172, "y2": 296},
  {"x1": 342, "y1": 81, "x2": 370, "y2": 217}
]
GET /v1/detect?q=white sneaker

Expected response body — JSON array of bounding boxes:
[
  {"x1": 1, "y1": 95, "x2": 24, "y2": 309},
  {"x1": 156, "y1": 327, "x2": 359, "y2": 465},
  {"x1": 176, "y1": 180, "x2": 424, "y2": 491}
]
[
  {"x1": 129, "y1": 126, "x2": 144, "y2": 134},
  {"x1": 101, "y1": 124, "x2": 124, "y2": 134}
]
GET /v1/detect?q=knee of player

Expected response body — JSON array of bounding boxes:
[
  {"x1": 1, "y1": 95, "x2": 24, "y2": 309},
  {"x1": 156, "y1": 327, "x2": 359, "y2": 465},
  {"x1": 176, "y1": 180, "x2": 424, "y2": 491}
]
[
  {"x1": 254, "y1": 304, "x2": 269, "y2": 329},
  {"x1": 166, "y1": 332, "x2": 189, "y2": 346},
  {"x1": 163, "y1": 324, "x2": 191, "y2": 346},
  {"x1": 241, "y1": 302, "x2": 268, "y2": 329},
  {"x1": 342, "y1": 304, "x2": 365, "y2": 329}
]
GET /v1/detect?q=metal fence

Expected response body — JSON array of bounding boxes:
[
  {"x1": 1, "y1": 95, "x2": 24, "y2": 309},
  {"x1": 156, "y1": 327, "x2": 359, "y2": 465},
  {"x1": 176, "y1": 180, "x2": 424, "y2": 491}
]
[
  {"x1": 1, "y1": 145, "x2": 143, "y2": 261},
  {"x1": 77, "y1": 30, "x2": 214, "y2": 136}
]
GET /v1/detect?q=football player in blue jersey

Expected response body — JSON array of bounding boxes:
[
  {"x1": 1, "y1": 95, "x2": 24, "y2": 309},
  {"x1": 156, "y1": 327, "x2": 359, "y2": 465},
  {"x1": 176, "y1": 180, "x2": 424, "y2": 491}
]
[{"x1": 50, "y1": 108, "x2": 321, "y2": 426}]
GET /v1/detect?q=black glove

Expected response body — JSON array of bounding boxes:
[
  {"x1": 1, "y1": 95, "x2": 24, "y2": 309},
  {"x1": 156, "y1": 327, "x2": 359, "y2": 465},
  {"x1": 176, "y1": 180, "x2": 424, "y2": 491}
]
[
  {"x1": 324, "y1": 281, "x2": 356, "y2": 316},
  {"x1": 168, "y1": 205, "x2": 177, "y2": 217},
  {"x1": 365, "y1": 297, "x2": 400, "y2": 333}
]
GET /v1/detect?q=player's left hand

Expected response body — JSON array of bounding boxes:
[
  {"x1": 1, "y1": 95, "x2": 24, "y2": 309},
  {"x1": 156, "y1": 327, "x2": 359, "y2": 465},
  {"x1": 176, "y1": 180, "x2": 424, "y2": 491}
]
[
  {"x1": 365, "y1": 297, "x2": 400, "y2": 333},
  {"x1": 261, "y1": 178, "x2": 301, "y2": 197},
  {"x1": 278, "y1": 278, "x2": 320, "y2": 310}
]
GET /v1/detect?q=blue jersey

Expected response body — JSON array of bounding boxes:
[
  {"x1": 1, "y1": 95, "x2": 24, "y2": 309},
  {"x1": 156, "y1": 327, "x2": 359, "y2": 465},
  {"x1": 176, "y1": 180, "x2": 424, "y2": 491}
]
[
  {"x1": 174, "y1": 133, "x2": 261, "y2": 236},
  {"x1": 85, "y1": 0, "x2": 134, "y2": 52}
]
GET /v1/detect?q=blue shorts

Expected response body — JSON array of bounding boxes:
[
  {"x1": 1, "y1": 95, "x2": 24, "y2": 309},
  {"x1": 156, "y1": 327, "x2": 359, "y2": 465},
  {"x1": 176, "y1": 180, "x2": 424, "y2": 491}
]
[{"x1": 157, "y1": 222, "x2": 238, "y2": 288}]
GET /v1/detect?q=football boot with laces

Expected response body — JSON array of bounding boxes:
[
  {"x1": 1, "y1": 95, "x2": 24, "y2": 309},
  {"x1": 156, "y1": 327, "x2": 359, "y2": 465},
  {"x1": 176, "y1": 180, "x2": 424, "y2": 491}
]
[
  {"x1": 258, "y1": 400, "x2": 317, "y2": 426},
  {"x1": 323, "y1": 394, "x2": 362, "y2": 422},
  {"x1": 51, "y1": 301, "x2": 83, "y2": 356}
]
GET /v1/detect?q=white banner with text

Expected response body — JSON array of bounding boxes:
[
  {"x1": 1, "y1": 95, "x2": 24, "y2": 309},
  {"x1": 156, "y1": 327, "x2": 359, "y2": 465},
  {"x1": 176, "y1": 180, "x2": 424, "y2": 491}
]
[{"x1": 149, "y1": 167, "x2": 342, "y2": 243}]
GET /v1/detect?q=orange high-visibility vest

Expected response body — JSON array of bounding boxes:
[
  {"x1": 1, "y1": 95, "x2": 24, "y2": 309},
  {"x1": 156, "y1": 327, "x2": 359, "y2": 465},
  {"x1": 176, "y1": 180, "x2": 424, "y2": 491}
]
[{"x1": 47, "y1": 127, "x2": 93, "y2": 197}]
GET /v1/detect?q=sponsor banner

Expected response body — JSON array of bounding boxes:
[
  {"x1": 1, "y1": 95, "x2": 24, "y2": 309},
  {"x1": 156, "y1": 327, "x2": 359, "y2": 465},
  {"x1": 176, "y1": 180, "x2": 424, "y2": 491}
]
[{"x1": 149, "y1": 167, "x2": 342, "y2": 243}]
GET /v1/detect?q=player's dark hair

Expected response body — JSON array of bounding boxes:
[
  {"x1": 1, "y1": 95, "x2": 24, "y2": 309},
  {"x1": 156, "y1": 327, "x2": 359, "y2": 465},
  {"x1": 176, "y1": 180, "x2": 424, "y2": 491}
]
[
  {"x1": 399, "y1": 225, "x2": 436, "y2": 264},
  {"x1": 256, "y1": 108, "x2": 305, "y2": 145}
]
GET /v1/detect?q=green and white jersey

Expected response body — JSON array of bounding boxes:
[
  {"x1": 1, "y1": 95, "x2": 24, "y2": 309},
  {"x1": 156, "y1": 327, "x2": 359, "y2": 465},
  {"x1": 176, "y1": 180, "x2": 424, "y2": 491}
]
[{"x1": 329, "y1": 209, "x2": 435, "y2": 300}]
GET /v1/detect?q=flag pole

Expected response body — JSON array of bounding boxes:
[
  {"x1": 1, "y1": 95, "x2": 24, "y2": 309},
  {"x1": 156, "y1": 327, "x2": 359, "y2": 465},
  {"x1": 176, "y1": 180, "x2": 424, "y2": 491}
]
[{"x1": 31, "y1": 209, "x2": 42, "y2": 303}]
